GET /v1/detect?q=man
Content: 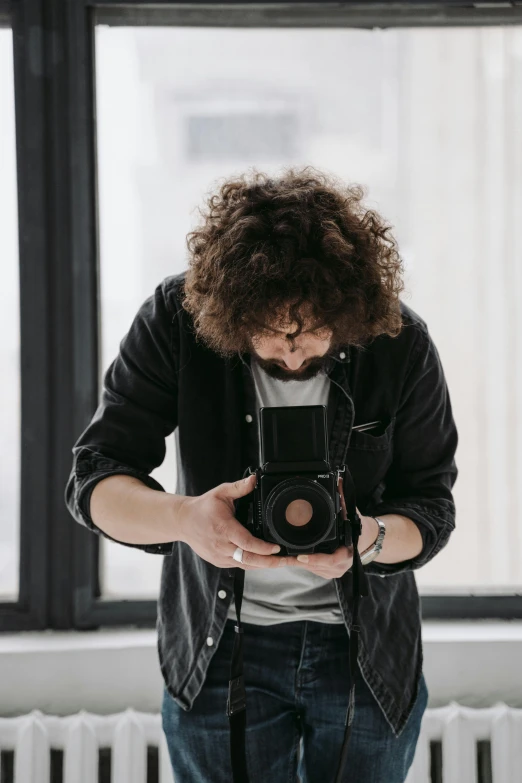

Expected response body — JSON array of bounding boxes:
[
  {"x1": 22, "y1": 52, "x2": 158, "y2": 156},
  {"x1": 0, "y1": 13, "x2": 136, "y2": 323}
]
[{"x1": 65, "y1": 167, "x2": 458, "y2": 782}]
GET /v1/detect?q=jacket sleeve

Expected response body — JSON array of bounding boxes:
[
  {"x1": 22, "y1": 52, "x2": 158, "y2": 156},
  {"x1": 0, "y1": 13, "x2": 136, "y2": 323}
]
[
  {"x1": 64, "y1": 279, "x2": 179, "y2": 555},
  {"x1": 362, "y1": 325, "x2": 459, "y2": 577}
]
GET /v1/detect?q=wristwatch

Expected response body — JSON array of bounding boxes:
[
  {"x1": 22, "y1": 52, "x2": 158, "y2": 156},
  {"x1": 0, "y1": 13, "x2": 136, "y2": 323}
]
[{"x1": 359, "y1": 516, "x2": 386, "y2": 565}]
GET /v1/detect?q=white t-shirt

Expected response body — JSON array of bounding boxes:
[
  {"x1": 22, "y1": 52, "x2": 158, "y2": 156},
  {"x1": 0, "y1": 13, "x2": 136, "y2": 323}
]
[{"x1": 227, "y1": 357, "x2": 344, "y2": 625}]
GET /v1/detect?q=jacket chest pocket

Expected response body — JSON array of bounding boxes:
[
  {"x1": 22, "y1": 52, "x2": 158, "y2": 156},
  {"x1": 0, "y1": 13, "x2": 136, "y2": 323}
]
[{"x1": 344, "y1": 416, "x2": 396, "y2": 500}]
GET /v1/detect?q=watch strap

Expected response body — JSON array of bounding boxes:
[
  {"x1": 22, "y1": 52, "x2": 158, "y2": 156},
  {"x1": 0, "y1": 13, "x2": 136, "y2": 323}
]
[{"x1": 359, "y1": 516, "x2": 386, "y2": 565}]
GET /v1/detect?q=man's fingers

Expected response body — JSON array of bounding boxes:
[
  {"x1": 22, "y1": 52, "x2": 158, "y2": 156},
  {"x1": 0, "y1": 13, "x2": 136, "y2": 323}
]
[
  {"x1": 295, "y1": 546, "x2": 351, "y2": 569},
  {"x1": 219, "y1": 474, "x2": 257, "y2": 500},
  {"x1": 227, "y1": 522, "x2": 281, "y2": 557},
  {"x1": 228, "y1": 546, "x2": 300, "y2": 569}
]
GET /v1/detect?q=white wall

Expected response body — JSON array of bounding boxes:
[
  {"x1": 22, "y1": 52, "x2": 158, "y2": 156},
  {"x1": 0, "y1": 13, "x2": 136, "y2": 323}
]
[{"x1": 1, "y1": 623, "x2": 522, "y2": 717}]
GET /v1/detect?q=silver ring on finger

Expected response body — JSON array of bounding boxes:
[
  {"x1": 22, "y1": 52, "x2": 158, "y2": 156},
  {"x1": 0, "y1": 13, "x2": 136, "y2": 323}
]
[{"x1": 232, "y1": 546, "x2": 244, "y2": 564}]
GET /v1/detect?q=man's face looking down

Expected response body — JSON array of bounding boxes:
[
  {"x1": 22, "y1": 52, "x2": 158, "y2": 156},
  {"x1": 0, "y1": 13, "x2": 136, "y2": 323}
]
[{"x1": 247, "y1": 308, "x2": 336, "y2": 383}]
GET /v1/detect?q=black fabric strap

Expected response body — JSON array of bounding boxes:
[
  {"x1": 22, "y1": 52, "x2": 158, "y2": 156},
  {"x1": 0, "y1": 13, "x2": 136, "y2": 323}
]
[
  {"x1": 226, "y1": 567, "x2": 249, "y2": 782},
  {"x1": 227, "y1": 487, "x2": 251, "y2": 783},
  {"x1": 333, "y1": 504, "x2": 369, "y2": 782}
]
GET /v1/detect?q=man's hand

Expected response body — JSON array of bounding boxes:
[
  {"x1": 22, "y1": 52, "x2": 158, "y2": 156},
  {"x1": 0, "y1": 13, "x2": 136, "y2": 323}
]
[
  {"x1": 177, "y1": 474, "x2": 300, "y2": 570},
  {"x1": 294, "y1": 510, "x2": 379, "y2": 579}
]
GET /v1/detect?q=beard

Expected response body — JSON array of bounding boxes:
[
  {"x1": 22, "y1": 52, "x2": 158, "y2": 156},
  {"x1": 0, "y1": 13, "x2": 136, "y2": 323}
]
[{"x1": 251, "y1": 351, "x2": 331, "y2": 382}]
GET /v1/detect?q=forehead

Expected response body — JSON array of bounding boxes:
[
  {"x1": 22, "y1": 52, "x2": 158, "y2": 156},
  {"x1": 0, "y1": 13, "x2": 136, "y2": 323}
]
[{"x1": 261, "y1": 303, "x2": 323, "y2": 334}]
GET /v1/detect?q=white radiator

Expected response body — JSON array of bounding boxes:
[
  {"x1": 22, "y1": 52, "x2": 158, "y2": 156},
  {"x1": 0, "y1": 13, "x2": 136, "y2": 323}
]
[
  {"x1": 1, "y1": 702, "x2": 522, "y2": 783},
  {"x1": 0, "y1": 709, "x2": 174, "y2": 783},
  {"x1": 405, "y1": 702, "x2": 522, "y2": 783}
]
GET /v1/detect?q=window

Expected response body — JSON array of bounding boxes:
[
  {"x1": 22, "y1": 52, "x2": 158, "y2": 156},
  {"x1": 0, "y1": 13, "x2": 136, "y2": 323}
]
[
  {"x1": 186, "y1": 111, "x2": 300, "y2": 161},
  {"x1": 0, "y1": 29, "x2": 20, "y2": 602},
  {"x1": 4, "y1": 1, "x2": 522, "y2": 631},
  {"x1": 94, "y1": 23, "x2": 522, "y2": 601}
]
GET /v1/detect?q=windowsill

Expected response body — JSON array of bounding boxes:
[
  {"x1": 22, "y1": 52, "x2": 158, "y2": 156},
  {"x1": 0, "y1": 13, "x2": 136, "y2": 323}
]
[
  {"x1": 421, "y1": 618, "x2": 522, "y2": 642},
  {"x1": 0, "y1": 626, "x2": 159, "y2": 653},
  {"x1": 2, "y1": 618, "x2": 521, "y2": 652},
  {"x1": 1, "y1": 620, "x2": 522, "y2": 717}
]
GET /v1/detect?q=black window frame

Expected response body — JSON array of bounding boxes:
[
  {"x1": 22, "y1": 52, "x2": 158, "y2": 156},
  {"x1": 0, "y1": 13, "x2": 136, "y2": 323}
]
[{"x1": 2, "y1": 0, "x2": 522, "y2": 633}]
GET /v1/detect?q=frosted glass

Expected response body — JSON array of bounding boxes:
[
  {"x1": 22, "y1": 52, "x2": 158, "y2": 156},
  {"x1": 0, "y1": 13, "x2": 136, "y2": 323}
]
[
  {"x1": 0, "y1": 29, "x2": 21, "y2": 601},
  {"x1": 95, "y1": 24, "x2": 522, "y2": 597}
]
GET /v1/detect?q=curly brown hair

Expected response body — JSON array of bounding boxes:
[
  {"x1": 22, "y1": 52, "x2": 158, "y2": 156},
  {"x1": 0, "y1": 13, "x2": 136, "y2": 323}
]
[{"x1": 181, "y1": 166, "x2": 406, "y2": 358}]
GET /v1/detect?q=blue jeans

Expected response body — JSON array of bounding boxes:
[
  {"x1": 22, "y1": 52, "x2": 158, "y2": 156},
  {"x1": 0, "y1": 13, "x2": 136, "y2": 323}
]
[{"x1": 161, "y1": 617, "x2": 428, "y2": 783}]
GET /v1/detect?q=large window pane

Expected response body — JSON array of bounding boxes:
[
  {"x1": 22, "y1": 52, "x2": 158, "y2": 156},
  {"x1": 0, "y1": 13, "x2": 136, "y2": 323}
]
[
  {"x1": 0, "y1": 29, "x2": 21, "y2": 601},
  {"x1": 95, "y1": 24, "x2": 522, "y2": 598}
]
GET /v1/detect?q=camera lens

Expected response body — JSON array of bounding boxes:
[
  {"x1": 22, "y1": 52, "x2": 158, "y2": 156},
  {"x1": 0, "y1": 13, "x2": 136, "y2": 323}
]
[
  {"x1": 265, "y1": 477, "x2": 336, "y2": 549},
  {"x1": 285, "y1": 499, "x2": 314, "y2": 527}
]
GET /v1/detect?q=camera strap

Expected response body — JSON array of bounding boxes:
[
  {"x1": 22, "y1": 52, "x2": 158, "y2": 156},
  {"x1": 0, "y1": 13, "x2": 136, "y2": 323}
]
[
  {"x1": 228, "y1": 472, "x2": 369, "y2": 783},
  {"x1": 226, "y1": 566, "x2": 249, "y2": 783},
  {"x1": 333, "y1": 506, "x2": 369, "y2": 782}
]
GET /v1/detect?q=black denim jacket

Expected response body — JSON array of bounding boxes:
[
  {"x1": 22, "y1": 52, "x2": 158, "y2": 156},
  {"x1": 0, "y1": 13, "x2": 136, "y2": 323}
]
[{"x1": 64, "y1": 271, "x2": 458, "y2": 737}]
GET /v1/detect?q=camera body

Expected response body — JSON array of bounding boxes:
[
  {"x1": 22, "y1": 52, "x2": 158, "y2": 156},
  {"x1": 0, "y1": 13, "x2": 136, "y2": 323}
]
[{"x1": 237, "y1": 405, "x2": 355, "y2": 557}]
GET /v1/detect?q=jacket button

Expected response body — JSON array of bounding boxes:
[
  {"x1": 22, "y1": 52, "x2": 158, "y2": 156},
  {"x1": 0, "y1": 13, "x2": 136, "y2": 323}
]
[
  {"x1": 245, "y1": 414, "x2": 253, "y2": 423},
  {"x1": 339, "y1": 352, "x2": 346, "y2": 359},
  {"x1": 218, "y1": 590, "x2": 227, "y2": 599},
  {"x1": 206, "y1": 636, "x2": 214, "y2": 646}
]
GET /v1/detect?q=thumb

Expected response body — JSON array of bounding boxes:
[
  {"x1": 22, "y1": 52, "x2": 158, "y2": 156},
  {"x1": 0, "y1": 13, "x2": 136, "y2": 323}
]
[{"x1": 219, "y1": 474, "x2": 256, "y2": 500}]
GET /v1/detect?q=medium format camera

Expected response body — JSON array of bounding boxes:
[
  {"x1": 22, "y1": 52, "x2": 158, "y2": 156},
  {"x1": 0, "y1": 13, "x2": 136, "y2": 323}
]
[{"x1": 235, "y1": 405, "x2": 356, "y2": 557}]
